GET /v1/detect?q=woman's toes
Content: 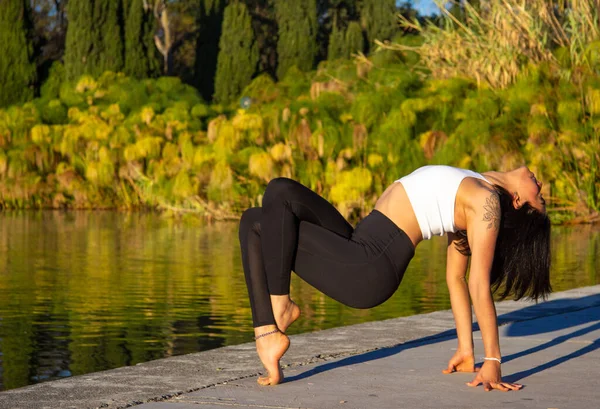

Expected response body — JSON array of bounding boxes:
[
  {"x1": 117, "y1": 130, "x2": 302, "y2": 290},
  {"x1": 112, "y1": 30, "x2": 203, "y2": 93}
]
[
  {"x1": 257, "y1": 375, "x2": 271, "y2": 386},
  {"x1": 257, "y1": 368, "x2": 283, "y2": 386}
]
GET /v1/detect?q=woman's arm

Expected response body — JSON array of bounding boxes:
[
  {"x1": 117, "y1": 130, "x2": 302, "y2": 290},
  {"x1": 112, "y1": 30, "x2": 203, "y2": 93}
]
[
  {"x1": 465, "y1": 191, "x2": 521, "y2": 391},
  {"x1": 443, "y1": 232, "x2": 475, "y2": 373}
]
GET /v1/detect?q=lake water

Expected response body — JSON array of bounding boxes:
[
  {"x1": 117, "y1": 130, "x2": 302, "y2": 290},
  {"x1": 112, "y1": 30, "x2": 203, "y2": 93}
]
[{"x1": 0, "y1": 211, "x2": 598, "y2": 390}]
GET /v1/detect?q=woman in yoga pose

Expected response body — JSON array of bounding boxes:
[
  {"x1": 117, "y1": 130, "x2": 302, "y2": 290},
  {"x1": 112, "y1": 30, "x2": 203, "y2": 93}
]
[{"x1": 238, "y1": 165, "x2": 550, "y2": 391}]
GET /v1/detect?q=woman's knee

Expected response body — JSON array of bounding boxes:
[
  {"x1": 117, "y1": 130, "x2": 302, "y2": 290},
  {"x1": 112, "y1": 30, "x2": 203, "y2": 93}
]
[
  {"x1": 262, "y1": 177, "x2": 297, "y2": 207},
  {"x1": 239, "y1": 207, "x2": 261, "y2": 242}
]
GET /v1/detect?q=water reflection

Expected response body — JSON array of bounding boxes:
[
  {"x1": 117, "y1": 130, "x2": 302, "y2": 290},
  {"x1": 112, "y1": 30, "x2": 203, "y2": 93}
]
[{"x1": 0, "y1": 211, "x2": 598, "y2": 390}]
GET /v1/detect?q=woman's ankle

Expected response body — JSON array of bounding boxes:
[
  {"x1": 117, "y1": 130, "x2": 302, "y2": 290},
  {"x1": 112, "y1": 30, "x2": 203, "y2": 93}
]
[
  {"x1": 270, "y1": 294, "x2": 291, "y2": 306},
  {"x1": 254, "y1": 324, "x2": 278, "y2": 337},
  {"x1": 270, "y1": 295, "x2": 292, "y2": 316}
]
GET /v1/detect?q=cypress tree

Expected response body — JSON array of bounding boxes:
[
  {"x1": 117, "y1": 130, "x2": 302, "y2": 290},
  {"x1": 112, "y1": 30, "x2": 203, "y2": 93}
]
[
  {"x1": 328, "y1": 23, "x2": 346, "y2": 60},
  {"x1": 124, "y1": 0, "x2": 161, "y2": 78},
  {"x1": 96, "y1": 0, "x2": 125, "y2": 75},
  {"x1": 0, "y1": 0, "x2": 37, "y2": 108},
  {"x1": 213, "y1": 1, "x2": 259, "y2": 104},
  {"x1": 359, "y1": 0, "x2": 397, "y2": 51},
  {"x1": 64, "y1": 0, "x2": 125, "y2": 80},
  {"x1": 64, "y1": 0, "x2": 97, "y2": 80},
  {"x1": 345, "y1": 21, "x2": 364, "y2": 56},
  {"x1": 275, "y1": 0, "x2": 318, "y2": 79},
  {"x1": 196, "y1": 0, "x2": 227, "y2": 101},
  {"x1": 318, "y1": 0, "x2": 360, "y2": 62}
]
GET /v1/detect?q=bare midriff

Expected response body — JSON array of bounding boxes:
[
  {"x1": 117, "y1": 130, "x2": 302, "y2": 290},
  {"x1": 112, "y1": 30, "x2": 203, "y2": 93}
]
[{"x1": 374, "y1": 181, "x2": 423, "y2": 248}]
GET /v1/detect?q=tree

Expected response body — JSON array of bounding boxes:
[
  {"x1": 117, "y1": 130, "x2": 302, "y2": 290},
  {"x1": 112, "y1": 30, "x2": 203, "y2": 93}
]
[
  {"x1": 246, "y1": 0, "x2": 278, "y2": 81},
  {"x1": 328, "y1": 23, "x2": 346, "y2": 60},
  {"x1": 153, "y1": 0, "x2": 200, "y2": 78},
  {"x1": 31, "y1": 0, "x2": 68, "y2": 86},
  {"x1": 96, "y1": 0, "x2": 125, "y2": 74},
  {"x1": 213, "y1": 1, "x2": 259, "y2": 104},
  {"x1": 64, "y1": 0, "x2": 95, "y2": 79},
  {"x1": 0, "y1": 0, "x2": 37, "y2": 107},
  {"x1": 317, "y1": 0, "x2": 360, "y2": 62},
  {"x1": 124, "y1": 0, "x2": 161, "y2": 78},
  {"x1": 196, "y1": 0, "x2": 227, "y2": 101},
  {"x1": 345, "y1": 21, "x2": 364, "y2": 56},
  {"x1": 64, "y1": 0, "x2": 125, "y2": 80},
  {"x1": 359, "y1": 0, "x2": 397, "y2": 51},
  {"x1": 275, "y1": 0, "x2": 318, "y2": 79},
  {"x1": 328, "y1": 18, "x2": 364, "y2": 59}
]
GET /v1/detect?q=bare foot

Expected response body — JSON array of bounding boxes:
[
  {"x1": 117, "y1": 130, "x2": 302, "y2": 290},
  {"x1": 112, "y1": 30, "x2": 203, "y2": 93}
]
[
  {"x1": 255, "y1": 327, "x2": 290, "y2": 386},
  {"x1": 271, "y1": 296, "x2": 301, "y2": 333}
]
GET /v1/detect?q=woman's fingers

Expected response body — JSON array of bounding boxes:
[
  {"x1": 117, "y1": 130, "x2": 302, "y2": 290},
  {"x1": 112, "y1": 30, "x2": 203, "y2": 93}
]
[
  {"x1": 487, "y1": 382, "x2": 523, "y2": 392},
  {"x1": 489, "y1": 382, "x2": 508, "y2": 392},
  {"x1": 468, "y1": 378, "x2": 522, "y2": 391},
  {"x1": 466, "y1": 376, "x2": 481, "y2": 387}
]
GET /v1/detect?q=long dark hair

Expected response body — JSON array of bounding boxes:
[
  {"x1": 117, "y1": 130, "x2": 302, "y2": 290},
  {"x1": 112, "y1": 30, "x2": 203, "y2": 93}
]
[{"x1": 455, "y1": 185, "x2": 552, "y2": 301}]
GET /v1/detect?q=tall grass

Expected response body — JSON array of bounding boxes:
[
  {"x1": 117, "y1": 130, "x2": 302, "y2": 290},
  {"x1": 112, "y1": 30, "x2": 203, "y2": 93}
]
[{"x1": 393, "y1": 0, "x2": 600, "y2": 88}]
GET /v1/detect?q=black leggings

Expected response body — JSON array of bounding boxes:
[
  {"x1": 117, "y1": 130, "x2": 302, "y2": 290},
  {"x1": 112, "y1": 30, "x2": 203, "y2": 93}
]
[{"x1": 238, "y1": 177, "x2": 415, "y2": 328}]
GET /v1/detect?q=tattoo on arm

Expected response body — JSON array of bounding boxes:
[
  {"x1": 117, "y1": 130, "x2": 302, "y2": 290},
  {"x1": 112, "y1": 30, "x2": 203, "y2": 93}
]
[{"x1": 482, "y1": 194, "x2": 500, "y2": 231}]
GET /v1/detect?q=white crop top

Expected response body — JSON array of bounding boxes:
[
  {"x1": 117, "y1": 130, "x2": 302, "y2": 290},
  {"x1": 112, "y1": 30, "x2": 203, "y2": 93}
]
[{"x1": 394, "y1": 165, "x2": 490, "y2": 240}]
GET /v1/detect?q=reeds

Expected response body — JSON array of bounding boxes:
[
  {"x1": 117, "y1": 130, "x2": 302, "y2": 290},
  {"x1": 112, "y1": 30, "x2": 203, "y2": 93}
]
[{"x1": 390, "y1": 0, "x2": 600, "y2": 89}]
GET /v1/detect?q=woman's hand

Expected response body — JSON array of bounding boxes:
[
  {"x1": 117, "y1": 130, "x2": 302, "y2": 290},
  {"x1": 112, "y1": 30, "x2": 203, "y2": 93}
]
[
  {"x1": 466, "y1": 360, "x2": 523, "y2": 391},
  {"x1": 442, "y1": 349, "x2": 476, "y2": 374}
]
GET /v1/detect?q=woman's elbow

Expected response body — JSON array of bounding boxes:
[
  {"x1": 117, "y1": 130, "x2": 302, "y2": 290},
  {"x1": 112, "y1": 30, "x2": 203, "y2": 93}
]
[{"x1": 468, "y1": 277, "x2": 491, "y2": 301}]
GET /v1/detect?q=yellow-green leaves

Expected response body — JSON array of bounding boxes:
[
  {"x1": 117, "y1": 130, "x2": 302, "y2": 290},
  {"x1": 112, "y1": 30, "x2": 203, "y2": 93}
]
[
  {"x1": 329, "y1": 167, "x2": 373, "y2": 217},
  {"x1": 248, "y1": 151, "x2": 274, "y2": 182}
]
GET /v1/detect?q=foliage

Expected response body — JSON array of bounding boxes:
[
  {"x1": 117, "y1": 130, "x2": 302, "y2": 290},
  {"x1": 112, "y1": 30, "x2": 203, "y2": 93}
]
[
  {"x1": 196, "y1": 0, "x2": 227, "y2": 101},
  {"x1": 328, "y1": 20, "x2": 365, "y2": 60},
  {"x1": 31, "y1": 0, "x2": 68, "y2": 84},
  {"x1": 2, "y1": 8, "x2": 600, "y2": 223},
  {"x1": 124, "y1": 0, "x2": 162, "y2": 79},
  {"x1": 96, "y1": 0, "x2": 125, "y2": 75},
  {"x1": 275, "y1": 0, "x2": 319, "y2": 79},
  {"x1": 328, "y1": 24, "x2": 347, "y2": 60},
  {"x1": 0, "y1": 0, "x2": 37, "y2": 108},
  {"x1": 64, "y1": 0, "x2": 94, "y2": 80},
  {"x1": 346, "y1": 21, "x2": 365, "y2": 56},
  {"x1": 64, "y1": 0, "x2": 127, "y2": 81},
  {"x1": 213, "y1": 1, "x2": 259, "y2": 104},
  {"x1": 40, "y1": 62, "x2": 66, "y2": 100},
  {"x1": 359, "y1": 0, "x2": 398, "y2": 52},
  {"x1": 396, "y1": 0, "x2": 600, "y2": 89}
]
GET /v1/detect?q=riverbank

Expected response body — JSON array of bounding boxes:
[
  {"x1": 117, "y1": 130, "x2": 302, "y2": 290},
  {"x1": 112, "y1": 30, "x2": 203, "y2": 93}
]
[
  {"x1": 2, "y1": 58, "x2": 600, "y2": 224},
  {"x1": 1, "y1": 285, "x2": 599, "y2": 409}
]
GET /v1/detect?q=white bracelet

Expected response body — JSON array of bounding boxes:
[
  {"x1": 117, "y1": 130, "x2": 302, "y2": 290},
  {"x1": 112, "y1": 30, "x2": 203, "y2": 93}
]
[{"x1": 483, "y1": 357, "x2": 502, "y2": 364}]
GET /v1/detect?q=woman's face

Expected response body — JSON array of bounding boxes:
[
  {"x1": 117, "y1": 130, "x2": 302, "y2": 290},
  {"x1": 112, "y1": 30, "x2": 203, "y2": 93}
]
[{"x1": 515, "y1": 166, "x2": 546, "y2": 213}]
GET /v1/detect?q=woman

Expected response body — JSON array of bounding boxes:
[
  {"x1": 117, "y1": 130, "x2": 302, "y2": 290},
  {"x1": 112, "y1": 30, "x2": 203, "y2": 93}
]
[{"x1": 238, "y1": 165, "x2": 551, "y2": 391}]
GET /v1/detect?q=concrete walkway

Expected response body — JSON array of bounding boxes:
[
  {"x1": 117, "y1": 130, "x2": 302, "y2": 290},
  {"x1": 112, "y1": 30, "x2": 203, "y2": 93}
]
[{"x1": 2, "y1": 286, "x2": 599, "y2": 409}]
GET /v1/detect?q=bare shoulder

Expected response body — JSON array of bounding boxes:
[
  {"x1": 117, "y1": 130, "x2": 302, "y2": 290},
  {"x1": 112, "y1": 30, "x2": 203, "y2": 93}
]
[
  {"x1": 478, "y1": 190, "x2": 501, "y2": 231},
  {"x1": 459, "y1": 178, "x2": 501, "y2": 233}
]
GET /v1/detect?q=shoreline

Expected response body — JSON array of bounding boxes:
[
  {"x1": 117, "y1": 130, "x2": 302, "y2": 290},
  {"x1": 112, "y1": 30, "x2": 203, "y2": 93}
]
[
  {"x1": 1, "y1": 284, "x2": 599, "y2": 409},
  {"x1": 2, "y1": 208, "x2": 600, "y2": 226}
]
